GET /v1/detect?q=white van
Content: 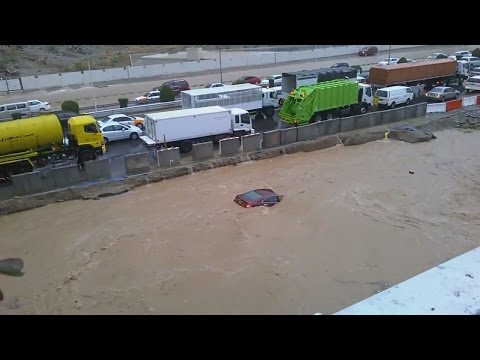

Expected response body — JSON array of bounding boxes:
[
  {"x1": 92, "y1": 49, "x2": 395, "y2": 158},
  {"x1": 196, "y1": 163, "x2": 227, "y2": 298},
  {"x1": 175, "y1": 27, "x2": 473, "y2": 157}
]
[
  {"x1": 375, "y1": 86, "x2": 414, "y2": 109},
  {"x1": 464, "y1": 75, "x2": 480, "y2": 93},
  {"x1": 0, "y1": 101, "x2": 31, "y2": 120}
]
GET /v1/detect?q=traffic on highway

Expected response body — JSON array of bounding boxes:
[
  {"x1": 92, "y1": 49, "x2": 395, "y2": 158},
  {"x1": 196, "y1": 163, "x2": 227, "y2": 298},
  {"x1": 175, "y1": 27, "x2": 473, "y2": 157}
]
[{"x1": 1, "y1": 45, "x2": 480, "y2": 180}]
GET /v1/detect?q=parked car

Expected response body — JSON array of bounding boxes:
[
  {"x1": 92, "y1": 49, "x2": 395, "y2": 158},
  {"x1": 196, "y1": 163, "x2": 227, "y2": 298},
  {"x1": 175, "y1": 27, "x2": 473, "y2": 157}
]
[
  {"x1": 27, "y1": 99, "x2": 50, "y2": 112},
  {"x1": 153, "y1": 79, "x2": 190, "y2": 95},
  {"x1": 357, "y1": 46, "x2": 378, "y2": 56},
  {"x1": 134, "y1": 90, "x2": 160, "y2": 105},
  {"x1": 378, "y1": 58, "x2": 400, "y2": 66},
  {"x1": 232, "y1": 76, "x2": 261, "y2": 85},
  {"x1": 205, "y1": 83, "x2": 225, "y2": 88},
  {"x1": 455, "y1": 51, "x2": 472, "y2": 59},
  {"x1": 234, "y1": 189, "x2": 283, "y2": 208},
  {"x1": 425, "y1": 86, "x2": 460, "y2": 102},
  {"x1": 260, "y1": 75, "x2": 282, "y2": 87},
  {"x1": 99, "y1": 121, "x2": 143, "y2": 144},
  {"x1": 330, "y1": 62, "x2": 350, "y2": 68},
  {"x1": 99, "y1": 114, "x2": 145, "y2": 130}
]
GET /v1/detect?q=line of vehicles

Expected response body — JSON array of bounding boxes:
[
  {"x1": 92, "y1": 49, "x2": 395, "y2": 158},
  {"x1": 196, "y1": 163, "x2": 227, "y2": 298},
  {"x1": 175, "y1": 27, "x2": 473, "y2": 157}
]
[{"x1": 2, "y1": 51, "x2": 480, "y2": 179}]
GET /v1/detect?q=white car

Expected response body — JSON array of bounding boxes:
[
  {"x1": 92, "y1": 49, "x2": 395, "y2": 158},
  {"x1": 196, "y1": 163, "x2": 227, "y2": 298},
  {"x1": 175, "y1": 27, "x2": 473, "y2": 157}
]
[
  {"x1": 134, "y1": 90, "x2": 160, "y2": 105},
  {"x1": 260, "y1": 75, "x2": 282, "y2": 87},
  {"x1": 455, "y1": 51, "x2": 472, "y2": 58},
  {"x1": 427, "y1": 53, "x2": 447, "y2": 60},
  {"x1": 100, "y1": 121, "x2": 143, "y2": 144},
  {"x1": 205, "y1": 83, "x2": 225, "y2": 88},
  {"x1": 377, "y1": 58, "x2": 400, "y2": 66},
  {"x1": 27, "y1": 99, "x2": 50, "y2": 112},
  {"x1": 99, "y1": 114, "x2": 145, "y2": 130}
]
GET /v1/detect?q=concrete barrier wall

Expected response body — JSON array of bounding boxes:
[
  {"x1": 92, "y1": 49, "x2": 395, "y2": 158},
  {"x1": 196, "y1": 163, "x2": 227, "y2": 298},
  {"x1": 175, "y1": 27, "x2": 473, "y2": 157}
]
[
  {"x1": 416, "y1": 102, "x2": 428, "y2": 117},
  {"x1": 380, "y1": 108, "x2": 405, "y2": 125},
  {"x1": 193, "y1": 141, "x2": 214, "y2": 161},
  {"x1": 280, "y1": 127, "x2": 298, "y2": 145},
  {"x1": 324, "y1": 119, "x2": 341, "y2": 135},
  {"x1": 241, "y1": 133, "x2": 262, "y2": 152},
  {"x1": 157, "y1": 147, "x2": 180, "y2": 168},
  {"x1": 263, "y1": 130, "x2": 281, "y2": 148},
  {"x1": 219, "y1": 137, "x2": 240, "y2": 156},
  {"x1": 313, "y1": 121, "x2": 327, "y2": 138},
  {"x1": 11, "y1": 172, "x2": 44, "y2": 196},
  {"x1": 297, "y1": 124, "x2": 317, "y2": 141},
  {"x1": 19, "y1": 45, "x2": 425, "y2": 90},
  {"x1": 404, "y1": 104, "x2": 417, "y2": 120},
  {"x1": 50, "y1": 164, "x2": 88, "y2": 189},
  {"x1": 124, "y1": 153, "x2": 151, "y2": 175},
  {"x1": 84, "y1": 158, "x2": 112, "y2": 181},
  {"x1": 340, "y1": 116, "x2": 356, "y2": 133}
]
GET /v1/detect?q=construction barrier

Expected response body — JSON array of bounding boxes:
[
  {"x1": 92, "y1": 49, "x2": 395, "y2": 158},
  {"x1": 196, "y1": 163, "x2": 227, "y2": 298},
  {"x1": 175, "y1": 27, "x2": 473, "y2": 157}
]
[{"x1": 427, "y1": 95, "x2": 480, "y2": 113}]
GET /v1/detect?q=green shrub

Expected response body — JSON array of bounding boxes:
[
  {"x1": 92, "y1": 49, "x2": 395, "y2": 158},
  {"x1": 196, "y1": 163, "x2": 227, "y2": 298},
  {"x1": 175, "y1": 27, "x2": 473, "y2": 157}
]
[
  {"x1": 118, "y1": 98, "x2": 129, "y2": 108},
  {"x1": 160, "y1": 85, "x2": 175, "y2": 102},
  {"x1": 11, "y1": 112, "x2": 22, "y2": 120},
  {"x1": 61, "y1": 100, "x2": 80, "y2": 114},
  {"x1": 472, "y1": 48, "x2": 480, "y2": 58}
]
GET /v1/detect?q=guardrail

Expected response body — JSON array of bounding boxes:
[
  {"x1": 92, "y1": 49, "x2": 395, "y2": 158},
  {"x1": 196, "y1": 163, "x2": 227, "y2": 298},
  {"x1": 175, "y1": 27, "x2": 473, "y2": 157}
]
[
  {"x1": 426, "y1": 95, "x2": 480, "y2": 113},
  {"x1": 83, "y1": 100, "x2": 182, "y2": 117}
]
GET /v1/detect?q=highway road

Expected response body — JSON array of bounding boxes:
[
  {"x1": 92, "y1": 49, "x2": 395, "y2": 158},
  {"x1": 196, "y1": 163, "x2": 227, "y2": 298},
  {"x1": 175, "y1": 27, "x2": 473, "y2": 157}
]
[{"x1": 1, "y1": 45, "x2": 477, "y2": 111}]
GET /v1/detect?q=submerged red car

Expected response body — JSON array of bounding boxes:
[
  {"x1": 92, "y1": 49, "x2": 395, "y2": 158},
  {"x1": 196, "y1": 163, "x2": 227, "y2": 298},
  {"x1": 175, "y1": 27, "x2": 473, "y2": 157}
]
[{"x1": 234, "y1": 189, "x2": 283, "y2": 208}]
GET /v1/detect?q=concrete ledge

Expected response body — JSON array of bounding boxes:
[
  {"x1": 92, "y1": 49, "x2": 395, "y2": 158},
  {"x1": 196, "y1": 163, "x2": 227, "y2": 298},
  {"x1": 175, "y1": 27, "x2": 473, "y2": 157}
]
[
  {"x1": 219, "y1": 137, "x2": 240, "y2": 156},
  {"x1": 193, "y1": 142, "x2": 214, "y2": 161}
]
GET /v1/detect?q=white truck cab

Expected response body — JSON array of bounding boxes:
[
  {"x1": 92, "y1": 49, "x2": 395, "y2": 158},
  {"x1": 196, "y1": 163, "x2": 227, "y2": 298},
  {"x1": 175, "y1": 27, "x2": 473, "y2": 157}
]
[
  {"x1": 230, "y1": 108, "x2": 255, "y2": 134},
  {"x1": 262, "y1": 86, "x2": 283, "y2": 108}
]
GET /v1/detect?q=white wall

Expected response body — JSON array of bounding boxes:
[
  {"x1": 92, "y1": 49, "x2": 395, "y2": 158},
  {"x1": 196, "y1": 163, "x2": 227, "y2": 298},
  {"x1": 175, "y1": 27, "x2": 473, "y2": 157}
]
[{"x1": 19, "y1": 45, "x2": 426, "y2": 91}]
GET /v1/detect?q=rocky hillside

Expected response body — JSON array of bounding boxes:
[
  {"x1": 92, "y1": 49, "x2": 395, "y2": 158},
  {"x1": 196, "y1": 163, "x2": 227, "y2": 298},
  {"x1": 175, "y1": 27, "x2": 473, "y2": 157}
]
[{"x1": 0, "y1": 45, "x2": 273, "y2": 78}]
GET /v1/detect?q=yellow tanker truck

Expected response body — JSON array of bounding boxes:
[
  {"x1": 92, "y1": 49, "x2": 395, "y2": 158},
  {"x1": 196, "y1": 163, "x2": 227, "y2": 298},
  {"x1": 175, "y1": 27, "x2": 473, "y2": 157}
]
[{"x1": 0, "y1": 114, "x2": 106, "y2": 178}]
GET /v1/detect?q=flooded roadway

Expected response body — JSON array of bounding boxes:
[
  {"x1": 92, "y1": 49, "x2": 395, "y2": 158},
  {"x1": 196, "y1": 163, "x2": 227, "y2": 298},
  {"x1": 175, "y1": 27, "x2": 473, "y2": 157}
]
[{"x1": 1, "y1": 129, "x2": 479, "y2": 314}]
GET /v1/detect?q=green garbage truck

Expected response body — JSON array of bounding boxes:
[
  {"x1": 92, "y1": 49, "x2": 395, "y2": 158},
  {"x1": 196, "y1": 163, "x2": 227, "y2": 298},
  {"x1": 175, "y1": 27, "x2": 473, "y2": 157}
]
[{"x1": 279, "y1": 79, "x2": 373, "y2": 126}]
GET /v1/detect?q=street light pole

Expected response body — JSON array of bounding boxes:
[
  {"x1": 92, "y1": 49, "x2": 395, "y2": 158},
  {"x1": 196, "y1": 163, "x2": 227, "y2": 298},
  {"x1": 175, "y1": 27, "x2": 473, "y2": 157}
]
[
  {"x1": 219, "y1": 47, "x2": 223, "y2": 83},
  {"x1": 87, "y1": 57, "x2": 98, "y2": 111},
  {"x1": 388, "y1": 45, "x2": 392, "y2": 65}
]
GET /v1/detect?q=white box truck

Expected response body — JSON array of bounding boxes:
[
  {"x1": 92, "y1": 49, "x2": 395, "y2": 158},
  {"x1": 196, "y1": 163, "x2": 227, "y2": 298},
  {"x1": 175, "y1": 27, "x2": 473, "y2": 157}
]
[
  {"x1": 181, "y1": 84, "x2": 281, "y2": 120},
  {"x1": 140, "y1": 106, "x2": 254, "y2": 153}
]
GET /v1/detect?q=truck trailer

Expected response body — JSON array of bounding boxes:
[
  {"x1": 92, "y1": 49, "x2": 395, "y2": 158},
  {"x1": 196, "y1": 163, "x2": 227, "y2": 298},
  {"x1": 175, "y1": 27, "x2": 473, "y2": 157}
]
[
  {"x1": 140, "y1": 106, "x2": 254, "y2": 153},
  {"x1": 280, "y1": 80, "x2": 373, "y2": 126},
  {"x1": 181, "y1": 84, "x2": 280, "y2": 120},
  {"x1": 0, "y1": 114, "x2": 105, "y2": 178},
  {"x1": 368, "y1": 59, "x2": 461, "y2": 89}
]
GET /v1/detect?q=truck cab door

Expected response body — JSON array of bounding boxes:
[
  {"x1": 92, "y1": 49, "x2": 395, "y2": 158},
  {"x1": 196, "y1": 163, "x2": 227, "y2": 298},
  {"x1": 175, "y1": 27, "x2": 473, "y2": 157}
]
[{"x1": 235, "y1": 114, "x2": 241, "y2": 129}]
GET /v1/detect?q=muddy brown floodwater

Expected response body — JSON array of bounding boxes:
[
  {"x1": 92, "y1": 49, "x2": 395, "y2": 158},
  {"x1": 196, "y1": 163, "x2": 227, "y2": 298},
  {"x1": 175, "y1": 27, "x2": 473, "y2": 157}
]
[{"x1": 1, "y1": 129, "x2": 479, "y2": 315}]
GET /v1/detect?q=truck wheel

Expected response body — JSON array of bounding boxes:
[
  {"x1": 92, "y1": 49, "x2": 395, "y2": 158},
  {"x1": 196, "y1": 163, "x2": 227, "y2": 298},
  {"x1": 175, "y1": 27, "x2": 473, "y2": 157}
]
[
  {"x1": 406, "y1": 98, "x2": 411, "y2": 106},
  {"x1": 390, "y1": 102, "x2": 396, "y2": 109},
  {"x1": 279, "y1": 98, "x2": 284, "y2": 106},
  {"x1": 254, "y1": 113, "x2": 264, "y2": 121},
  {"x1": 360, "y1": 106, "x2": 368, "y2": 115},
  {"x1": 79, "y1": 149, "x2": 96, "y2": 162},
  {"x1": 326, "y1": 113, "x2": 334, "y2": 121},
  {"x1": 130, "y1": 132, "x2": 139, "y2": 140},
  {"x1": 264, "y1": 107, "x2": 275, "y2": 118},
  {"x1": 179, "y1": 141, "x2": 193, "y2": 153}
]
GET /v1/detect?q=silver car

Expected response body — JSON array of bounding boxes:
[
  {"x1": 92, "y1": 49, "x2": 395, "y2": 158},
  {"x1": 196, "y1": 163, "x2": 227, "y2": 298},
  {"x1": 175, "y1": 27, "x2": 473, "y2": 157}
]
[{"x1": 426, "y1": 86, "x2": 460, "y2": 102}]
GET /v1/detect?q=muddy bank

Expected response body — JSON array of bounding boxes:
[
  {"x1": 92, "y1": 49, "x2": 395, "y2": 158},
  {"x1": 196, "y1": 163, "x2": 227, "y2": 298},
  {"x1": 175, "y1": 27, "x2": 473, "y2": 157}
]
[{"x1": 0, "y1": 113, "x2": 462, "y2": 217}]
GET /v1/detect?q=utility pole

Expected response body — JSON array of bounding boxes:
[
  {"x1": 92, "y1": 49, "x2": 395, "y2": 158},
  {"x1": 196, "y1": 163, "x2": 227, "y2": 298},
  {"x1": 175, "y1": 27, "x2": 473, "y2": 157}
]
[
  {"x1": 87, "y1": 57, "x2": 98, "y2": 111},
  {"x1": 219, "y1": 47, "x2": 223, "y2": 83},
  {"x1": 388, "y1": 45, "x2": 392, "y2": 65}
]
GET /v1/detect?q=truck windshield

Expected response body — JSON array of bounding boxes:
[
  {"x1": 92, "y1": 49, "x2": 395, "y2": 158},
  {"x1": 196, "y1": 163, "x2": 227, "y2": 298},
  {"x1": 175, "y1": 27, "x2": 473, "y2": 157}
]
[{"x1": 241, "y1": 113, "x2": 251, "y2": 124}]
